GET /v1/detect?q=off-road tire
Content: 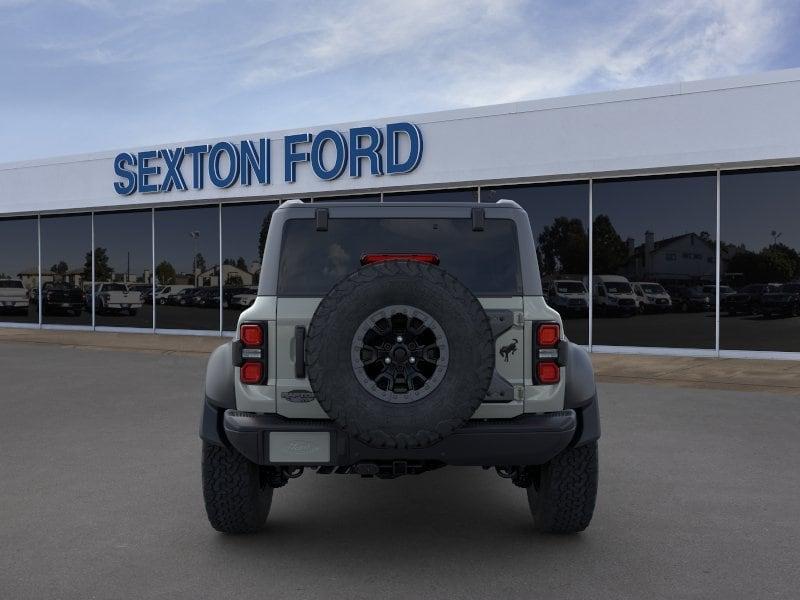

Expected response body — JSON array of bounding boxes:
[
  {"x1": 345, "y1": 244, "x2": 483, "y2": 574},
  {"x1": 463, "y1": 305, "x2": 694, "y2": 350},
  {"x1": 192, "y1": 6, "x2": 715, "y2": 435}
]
[
  {"x1": 306, "y1": 260, "x2": 495, "y2": 449},
  {"x1": 202, "y1": 442, "x2": 273, "y2": 534},
  {"x1": 527, "y1": 441, "x2": 598, "y2": 534}
]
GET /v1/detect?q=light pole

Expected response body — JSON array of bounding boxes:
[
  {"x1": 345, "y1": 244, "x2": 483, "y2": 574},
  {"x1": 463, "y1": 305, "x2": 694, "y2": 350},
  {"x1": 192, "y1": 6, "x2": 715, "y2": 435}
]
[{"x1": 190, "y1": 230, "x2": 200, "y2": 285}]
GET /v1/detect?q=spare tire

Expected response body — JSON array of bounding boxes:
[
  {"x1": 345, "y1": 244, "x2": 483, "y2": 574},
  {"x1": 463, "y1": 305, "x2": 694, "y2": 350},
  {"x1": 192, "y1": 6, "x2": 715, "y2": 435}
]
[{"x1": 306, "y1": 260, "x2": 495, "y2": 449}]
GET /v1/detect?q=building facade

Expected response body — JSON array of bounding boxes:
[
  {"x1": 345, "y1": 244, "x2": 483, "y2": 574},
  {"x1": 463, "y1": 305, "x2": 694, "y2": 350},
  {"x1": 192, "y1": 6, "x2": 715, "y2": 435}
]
[{"x1": 1, "y1": 69, "x2": 799, "y2": 358}]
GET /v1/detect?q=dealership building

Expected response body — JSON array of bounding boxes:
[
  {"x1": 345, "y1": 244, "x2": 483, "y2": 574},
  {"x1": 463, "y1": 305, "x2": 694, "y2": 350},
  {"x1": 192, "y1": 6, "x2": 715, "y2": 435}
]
[{"x1": 1, "y1": 69, "x2": 799, "y2": 359}]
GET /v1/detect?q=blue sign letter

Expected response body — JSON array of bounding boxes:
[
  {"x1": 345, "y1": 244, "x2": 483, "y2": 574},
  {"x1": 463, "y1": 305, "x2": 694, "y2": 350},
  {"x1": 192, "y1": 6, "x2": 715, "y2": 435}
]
[
  {"x1": 184, "y1": 145, "x2": 210, "y2": 190},
  {"x1": 311, "y1": 130, "x2": 347, "y2": 181},
  {"x1": 159, "y1": 148, "x2": 187, "y2": 192},
  {"x1": 113, "y1": 152, "x2": 137, "y2": 195},
  {"x1": 240, "y1": 139, "x2": 270, "y2": 186},
  {"x1": 349, "y1": 127, "x2": 383, "y2": 177},
  {"x1": 137, "y1": 150, "x2": 161, "y2": 193},
  {"x1": 284, "y1": 133, "x2": 311, "y2": 183},
  {"x1": 209, "y1": 142, "x2": 240, "y2": 188},
  {"x1": 386, "y1": 122, "x2": 423, "y2": 175}
]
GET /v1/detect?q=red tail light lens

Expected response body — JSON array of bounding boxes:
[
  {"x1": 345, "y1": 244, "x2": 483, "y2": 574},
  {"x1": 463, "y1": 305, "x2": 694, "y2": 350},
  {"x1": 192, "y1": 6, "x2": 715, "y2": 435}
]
[
  {"x1": 240, "y1": 361, "x2": 263, "y2": 385},
  {"x1": 361, "y1": 253, "x2": 440, "y2": 266},
  {"x1": 537, "y1": 323, "x2": 560, "y2": 347},
  {"x1": 537, "y1": 361, "x2": 560, "y2": 384},
  {"x1": 240, "y1": 323, "x2": 263, "y2": 347}
]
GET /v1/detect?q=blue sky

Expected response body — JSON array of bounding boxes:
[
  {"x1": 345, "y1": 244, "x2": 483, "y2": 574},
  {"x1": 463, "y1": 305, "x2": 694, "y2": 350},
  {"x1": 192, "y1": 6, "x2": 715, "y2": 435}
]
[{"x1": 1, "y1": 0, "x2": 798, "y2": 163}]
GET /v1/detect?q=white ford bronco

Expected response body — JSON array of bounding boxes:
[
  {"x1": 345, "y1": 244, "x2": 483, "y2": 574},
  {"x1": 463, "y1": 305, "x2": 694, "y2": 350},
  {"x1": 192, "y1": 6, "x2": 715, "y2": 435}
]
[{"x1": 201, "y1": 200, "x2": 600, "y2": 534}]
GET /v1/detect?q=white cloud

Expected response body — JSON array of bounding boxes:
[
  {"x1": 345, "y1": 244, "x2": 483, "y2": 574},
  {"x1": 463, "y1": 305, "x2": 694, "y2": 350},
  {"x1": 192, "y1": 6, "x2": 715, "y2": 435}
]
[{"x1": 236, "y1": 0, "x2": 790, "y2": 108}]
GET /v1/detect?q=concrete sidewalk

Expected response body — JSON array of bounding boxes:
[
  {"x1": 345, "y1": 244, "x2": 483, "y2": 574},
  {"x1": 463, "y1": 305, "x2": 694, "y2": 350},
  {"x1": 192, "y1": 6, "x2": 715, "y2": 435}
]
[{"x1": 1, "y1": 328, "x2": 798, "y2": 396}]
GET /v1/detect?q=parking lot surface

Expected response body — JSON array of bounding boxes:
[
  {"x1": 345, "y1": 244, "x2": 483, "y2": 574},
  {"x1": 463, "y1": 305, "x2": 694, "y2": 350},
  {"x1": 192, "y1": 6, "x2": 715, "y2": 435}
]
[{"x1": 1, "y1": 342, "x2": 799, "y2": 600}]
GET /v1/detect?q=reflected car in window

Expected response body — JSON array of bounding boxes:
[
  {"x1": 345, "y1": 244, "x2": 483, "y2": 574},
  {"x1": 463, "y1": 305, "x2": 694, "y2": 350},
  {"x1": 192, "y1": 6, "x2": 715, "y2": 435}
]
[
  {"x1": 0, "y1": 279, "x2": 30, "y2": 315},
  {"x1": 631, "y1": 282, "x2": 672, "y2": 313},
  {"x1": 668, "y1": 286, "x2": 712, "y2": 312},
  {"x1": 187, "y1": 287, "x2": 220, "y2": 308},
  {"x1": 591, "y1": 275, "x2": 638, "y2": 316},
  {"x1": 94, "y1": 283, "x2": 143, "y2": 316},
  {"x1": 759, "y1": 283, "x2": 800, "y2": 318},
  {"x1": 702, "y1": 285, "x2": 736, "y2": 301},
  {"x1": 169, "y1": 287, "x2": 199, "y2": 306},
  {"x1": 545, "y1": 279, "x2": 588, "y2": 316},
  {"x1": 722, "y1": 283, "x2": 781, "y2": 316},
  {"x1": 229, "y1": 287, "x2": 258, "y2": 309},
  {"x1": 41, "y1": 282, "x2": 84, "y2": 316}
]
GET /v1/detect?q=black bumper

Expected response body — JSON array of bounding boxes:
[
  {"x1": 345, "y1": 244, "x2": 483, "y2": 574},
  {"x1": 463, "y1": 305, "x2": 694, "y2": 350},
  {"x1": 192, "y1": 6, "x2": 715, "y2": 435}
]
[{"x1": 201, "y1": 398, "x2": 600, "y2": 468}]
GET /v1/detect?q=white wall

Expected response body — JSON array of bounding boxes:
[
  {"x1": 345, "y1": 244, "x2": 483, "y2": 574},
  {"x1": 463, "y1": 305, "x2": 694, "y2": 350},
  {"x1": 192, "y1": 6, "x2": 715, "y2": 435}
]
[{"x1": 2, "y1": 69, "x2": 800, "y2": 215}]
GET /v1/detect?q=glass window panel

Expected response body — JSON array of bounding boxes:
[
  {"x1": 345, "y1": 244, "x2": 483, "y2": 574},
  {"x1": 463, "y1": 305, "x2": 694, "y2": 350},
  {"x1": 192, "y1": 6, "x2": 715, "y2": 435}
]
[
  {"x1": 40, "y1": 213, "x2": 92, "y2": 325},
  {"x1": 221, "y1": 202, "x2": 278, "y2": 331},
  {"x1": 93, "y1": 210, "x2": 153, "y2": 329},
  {"x1": 482, "y1": 182, "x2": 589, "y2": 345},
  {"x1": 720, "y1": 167, "x2": 800, "y2": 352},
  {"x1": 154, "y1": 206, "x2": 220, "y2": 331},
  {"x1": 592, "y1": 173, "x2": 717, "y2": 349},
  {"x1": 384, "y1": 189, "x2": 478, "y2": 202},
  {"x1": 0, "y1": 217, "x2": 38, "y2": 324}
]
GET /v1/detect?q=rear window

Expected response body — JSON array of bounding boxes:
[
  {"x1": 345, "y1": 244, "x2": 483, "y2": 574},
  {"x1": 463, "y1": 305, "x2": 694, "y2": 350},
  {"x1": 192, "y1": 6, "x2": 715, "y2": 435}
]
[
  {"x1": 0, "y1": 280, "x2": 23, "y2": 288},
  {"x1": 278, "y1": 218, "x2": 522, "y2": 296}
]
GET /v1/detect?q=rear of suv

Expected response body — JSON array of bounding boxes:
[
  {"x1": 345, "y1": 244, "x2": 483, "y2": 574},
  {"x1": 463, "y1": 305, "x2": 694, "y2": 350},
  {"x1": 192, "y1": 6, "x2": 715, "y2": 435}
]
[{"x1": 200, "y1": 200, "x2": 600, "y2": 534}]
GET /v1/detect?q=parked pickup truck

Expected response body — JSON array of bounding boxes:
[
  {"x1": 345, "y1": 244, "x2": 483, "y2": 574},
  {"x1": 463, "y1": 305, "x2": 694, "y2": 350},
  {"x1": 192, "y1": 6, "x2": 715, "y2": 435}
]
[
  {"x1": 94, "y1": 283, "x2": 143, "y2": 315},
  {"x1": 41, "y1": 282, "x2": 84, "y2": 316},
  {"x1": 0, "y1": 279, "x2": 30, "y2": 315}
]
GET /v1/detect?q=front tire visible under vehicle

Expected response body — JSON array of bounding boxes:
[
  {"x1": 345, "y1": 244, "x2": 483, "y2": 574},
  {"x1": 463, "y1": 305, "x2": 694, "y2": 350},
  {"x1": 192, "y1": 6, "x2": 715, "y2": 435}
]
[
  {"x1": 202, "y1": 442, "x2": 273, "y2": 534},
  {"x1": 526, "y1": 441, "x2": 598, "y2": 533}
]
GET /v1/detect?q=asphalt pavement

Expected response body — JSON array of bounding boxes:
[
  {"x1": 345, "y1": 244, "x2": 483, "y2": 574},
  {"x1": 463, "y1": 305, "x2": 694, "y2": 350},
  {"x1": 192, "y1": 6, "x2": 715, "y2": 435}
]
[{"x1": 1, "y1": 342, "x2": 799, "y2": 600}]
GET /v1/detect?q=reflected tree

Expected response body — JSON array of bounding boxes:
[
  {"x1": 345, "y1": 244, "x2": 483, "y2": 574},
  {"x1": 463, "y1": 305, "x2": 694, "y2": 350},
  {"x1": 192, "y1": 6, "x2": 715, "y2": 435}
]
[
  {"x1": 156, "y1": 261, "x2": 177, "y2": 284},
  {"x1": 257, "y1": 213, "x2": 273, "y2": 261},
  {"x1": 536, "y1": 217, "x2": 588, "y2": 276},
  {"x1": 84, "y1": 247, "x2": 113, "y2": 283},
  {"x1": 592, "y1": 214, "x2": 628, "y2": 274},
  {"x1": 50, "y1": 261, "x2": 68, "y2": 276}
]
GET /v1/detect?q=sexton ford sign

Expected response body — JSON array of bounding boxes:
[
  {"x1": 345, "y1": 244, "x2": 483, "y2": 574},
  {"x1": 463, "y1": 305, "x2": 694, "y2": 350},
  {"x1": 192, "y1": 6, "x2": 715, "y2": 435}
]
[{"x1": 112, "y1": 122, "x2": 423, "y2": 196}]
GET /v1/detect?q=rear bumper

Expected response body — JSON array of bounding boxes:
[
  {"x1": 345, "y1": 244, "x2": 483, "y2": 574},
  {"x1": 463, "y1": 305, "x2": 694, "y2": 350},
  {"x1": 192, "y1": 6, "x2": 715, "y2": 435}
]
[{"x1": 211, "y1": 406, "x2": 592, "y2": 468}]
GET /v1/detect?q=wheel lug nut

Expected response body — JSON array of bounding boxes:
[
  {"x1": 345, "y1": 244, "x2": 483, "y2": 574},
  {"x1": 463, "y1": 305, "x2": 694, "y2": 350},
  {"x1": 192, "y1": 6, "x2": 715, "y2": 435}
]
[
  {"x1": 409, "y1": 357, "x2": 416, "y2": 364},
  {"x1": 396, "y1": 335, "x2": 403, "y2": 343},
  {"x1": 384, "y1": 357, "x2": 391, "y2": 364}
]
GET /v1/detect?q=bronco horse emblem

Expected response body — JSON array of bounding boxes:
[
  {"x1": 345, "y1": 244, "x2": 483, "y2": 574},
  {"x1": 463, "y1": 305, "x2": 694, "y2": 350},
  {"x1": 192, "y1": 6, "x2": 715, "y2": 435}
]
[{"x1": 499, "y1": 338, "x2": 518, "y2": 362}]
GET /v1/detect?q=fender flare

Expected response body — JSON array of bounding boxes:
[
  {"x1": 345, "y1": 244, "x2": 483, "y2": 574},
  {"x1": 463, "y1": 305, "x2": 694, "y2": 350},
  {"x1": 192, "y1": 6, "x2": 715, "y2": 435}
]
[
  {"x1": 200, "y1": 342, "x2": 236, "y2": 447},
  {"x1": 563, "y1": 341, "x2": 596, "y2": 409},
  {"x1": 562, "y1": 341, "x2": 600, "y2": 447}
]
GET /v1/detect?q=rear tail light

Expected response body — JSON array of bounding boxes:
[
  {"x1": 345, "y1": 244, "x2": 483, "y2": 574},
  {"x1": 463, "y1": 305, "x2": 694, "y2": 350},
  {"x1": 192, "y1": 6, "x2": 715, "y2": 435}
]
[
  {"x1": 240, "y1": 323, "x2": 263, "y2": 347},
  {"x1": 537, "y1": 323, "x2": 560, "y2": 347},
  {"x1": 361, "y1": 253, "x2": 440, "y2": 266},
  {"x1": 240, "y1": 361, "x2": 264, "y2": 385},
  {"x1": 534, "y1": 322, "x2": 562, "y2": 385},
  {"x1": 235, "y1": 322, "x2": 268, "y2": 385}
]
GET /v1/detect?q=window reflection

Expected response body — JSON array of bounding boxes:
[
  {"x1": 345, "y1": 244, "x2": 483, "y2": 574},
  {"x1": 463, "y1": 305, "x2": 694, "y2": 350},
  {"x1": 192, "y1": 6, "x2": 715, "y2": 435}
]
[
  {"x1": 40, "y1": 214, "x2": 92, "y2": 326},
  {"x1": 592, "y1": 174, "x2": 717, "y2": 348},
  {"x1": 221, "y1": 202, "x2": 278, "y2": 331},
  {"x1": 93, "y1": 210, "x2": 153, "y2": 329},
  {"x1": 721, "y1": 167, "x2": 800, "y2": 351},
  {"x1": 482, "y1": 182, "x2": 590, "y2": 345},
  {"x1": 154, "y1": 206, "x2": 220, "y2": 331},
  {"x1": 0, "y1": 217, "x2": 38, "y2": 324}
]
